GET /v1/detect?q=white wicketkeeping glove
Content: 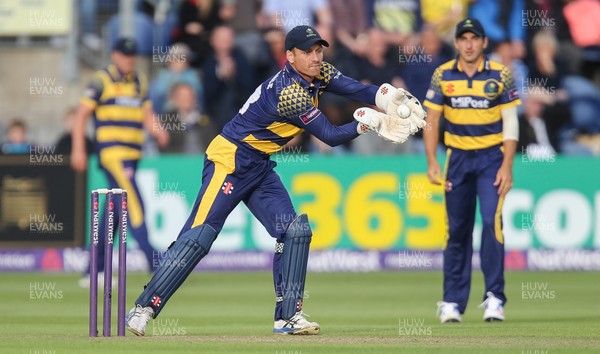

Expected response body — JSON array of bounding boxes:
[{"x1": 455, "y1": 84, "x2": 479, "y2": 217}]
[
  {"x1": 353, "y1": 107, "x2": 411, "y2": 144},
  {"x1": 375, "y1": 83, "x2": 427, "y2": 134}
]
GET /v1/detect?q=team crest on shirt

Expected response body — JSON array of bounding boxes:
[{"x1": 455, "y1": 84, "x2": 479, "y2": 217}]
[
  {"x1": 446, "y1": 83, "x2": 454, "y2": 94},
  {"x1": 222, "y1": 182, "x2": 234, "y2": 195},
  {"x1": 483, "y1": 79, "x2": 501, "y2": 99}
]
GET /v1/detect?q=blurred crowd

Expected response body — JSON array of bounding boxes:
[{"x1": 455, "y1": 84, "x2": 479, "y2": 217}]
[{"x1": 2, "y1": 0, "x2": 600, "y2": 157}]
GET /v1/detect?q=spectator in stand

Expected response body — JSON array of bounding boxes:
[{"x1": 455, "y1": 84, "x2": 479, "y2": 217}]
[
  {"x1": 160, "y1": 82, "x2": 215, "y2": 154},
  {"x1": 518, "y1": 90, "x2": 558, "y2": 158},
  {"x1": 176, "y1": 0, "x2": 231, "y2": 67},
  {"x1": 357, "y1": 28, "x2": 403, "y2": 88},
  {"x1": 367, "y1": 0, "x2": 422, "y2": 47},
  {"x1": 262, "y1": 0, "x2": 332, "y2": 35},
  {"x1": 222, "y1": 0, "x2": 272, "y2": 84},
  {"x1": 401, "y1": 26, "x2": 453, "y2": 154},
  {"x1": 523, "y1": 1, "x2": 576, "y2": 73},
  {"x1": 402, "y1": 26, "x2": 454, "y2": 103},
  {"x1": 526, "y1": 30, "x2": 579, "y2": 153},
  {"x1": 527, "y1": 30, "x2": 569, "y2": 96},
  {"x1": 330, "y1": 0, "x2": 369, "y2": 59},
  {"x1": 264, "y1": 27, "x2": 287, "y2": 72},
  {"x1": 468, "y1": 0, "x2": 525, "y2": 58},
  {"x1": 354, "y1": 28, "x2": 409, "y2": 154},
  {"x1": 421, "y1": 0, "x2": 471, "y2": 44},
  {"x1": 562, "y1": 75, "x2": 600, "y2": 136},
  {"x1": 1, "y1": 119, "x2": 32, "y2": 155},
  {"x1": 563, "y1": 0, "x2": 600, "y2": 83},
  {"x1": 520, "y1": 84, "x2": 595, "y2": 155},
  {"x1": 203, "y1": 25, "x2": 254, "y2": 131},
  {"x1": 81, "y1": 0, "x2": 120, "y2": 50},
  {"x1": 137, "y1": 0, "x2": 182, "y2": 47},
  {"x1": 55, "y1": 107, "x2": 94, "y2": 155},
  {"x1": 150, "y1": 42, "x2": 204, "y2": 115},
  {"x1": 319, "y1": 22, "x2": 359, "y2": 77},
  {"x1": 490, "y1": 40, "x2": 529, "y2": 113},
  {"x1": 308, "y1": 23, "x2": 360, "y2": 154}
]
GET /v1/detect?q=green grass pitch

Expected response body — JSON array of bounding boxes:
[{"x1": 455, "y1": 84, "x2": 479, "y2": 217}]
[{"x1": 2, "y1": 271, "x2": 599, "y2": 353}]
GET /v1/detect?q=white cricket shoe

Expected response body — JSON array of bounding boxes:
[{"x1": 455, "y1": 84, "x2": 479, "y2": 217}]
[
  {"x1": 273, "y1": 311, "x2": 320, "y2": 335},
  {"x1": 436, "y1": 301, "x2": 462, "y2": 323},
  {"x1": 126, "y1": 305, "x2": 154, "y2": 336},
  {"x1": 479, "y1": 292, "x2": 505, "y2": 322}
]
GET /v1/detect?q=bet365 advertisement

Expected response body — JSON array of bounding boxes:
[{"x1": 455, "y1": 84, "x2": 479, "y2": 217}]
[
  {"x1": 2, "y1": 153, "x2": 599, "y2": 272},
  {"x1": 88, "y1": 153, "x2": 599, "y2": 253}
]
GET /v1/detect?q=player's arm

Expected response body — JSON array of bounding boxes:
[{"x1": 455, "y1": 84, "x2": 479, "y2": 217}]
[
  {"x1": 278, "y1": 82, "x2": 365, "y2": 146},
  {"x1": 319, "y1": 63, "x2": 378, "y2": 104},
  {"x1": 71, "y1": 74, "x2": 104, "y2": 172},
  {"x1": 495, "y1": 106, "x2": 519, "y2": 196},
  {"x1": 323, "y1": 63, "x2": 426, "y2": 133},
  {"x1": 423, "y1": 108, "x2": 443, "y2": 185},
  {"x1": 423, "y1": 66, "x2": 446, "y2": 184},
  {"x1": 71, "y1": 103, "x2": 95, "y2": 172},
  {"x1": 494, "y1": 66, "x2": 522, "y2": 196},
  {"x1": 290, "y1": 106, "x2": 364, "y2": 147}
]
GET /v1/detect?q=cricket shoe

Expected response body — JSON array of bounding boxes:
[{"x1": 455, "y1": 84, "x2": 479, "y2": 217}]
[
  {"x1": 273, "y1": 311, "x2": 320, "y2": 335},
  {"x1": 126, "y1": 305, "x2": 154, "y2": 336},
  {"x1": 436, "y1": 301, "x2": 462, "y2": 323},
  {"x1": 479, "y1": 292, "x2": 505, "y2": 322}
]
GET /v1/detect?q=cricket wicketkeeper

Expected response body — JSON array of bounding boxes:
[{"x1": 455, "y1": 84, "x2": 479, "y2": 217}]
[{"x1": 126, "y1": 25, "x2": 426, "y2": 336}]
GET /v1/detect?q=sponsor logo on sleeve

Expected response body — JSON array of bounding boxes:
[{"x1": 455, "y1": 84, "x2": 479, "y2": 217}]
[{"x1": 299, "y1": 106, "x2": 320, "y2": 124}]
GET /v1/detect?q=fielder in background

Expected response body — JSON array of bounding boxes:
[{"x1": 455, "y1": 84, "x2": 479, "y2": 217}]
[
  {"x1": 423, "y1": 19, "x2": 521, "y2": 323},
  {"x1": 71, "y1": 38, "x2": 169, "y2": 284},
  {"x1": 125, "y1": 25, "x2": 426, "y2": 336}
]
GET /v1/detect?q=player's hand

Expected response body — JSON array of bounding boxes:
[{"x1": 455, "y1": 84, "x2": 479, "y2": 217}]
[
  {"x1": 494, "y1": 163, "x2": 513, "y2": 196},
  {"x1": 427, "y1": 160, "x2": 443, "y2": 185},
  {"x1": 156, "y1": 129, "x2": 170, "y2": 147},
  {"x1": 71, "y1": 149, "x2": 87, "y2": 172},
  {"x1": 353, "y1": 107, "x2": 411, "y2": 144},
  {"x1": 375, "y1": 84, "x2": 427, "y2": 134}
]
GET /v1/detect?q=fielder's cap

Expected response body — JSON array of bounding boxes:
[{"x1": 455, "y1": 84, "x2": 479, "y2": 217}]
[
  {"x1": 113, "y1": 37, "x2": 137, "y2": 55},
  {"x1": 455, "y1": 18, "x2": 485, "y2": 38},
  {"x1": 285, "y1": 25, "x2": 329, "y2": 51}
]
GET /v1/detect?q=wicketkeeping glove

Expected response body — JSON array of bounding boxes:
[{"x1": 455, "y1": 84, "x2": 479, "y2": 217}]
[
  {"x1": 375, "y1": 83, "x2": 427, "y2": 134},
  {"x1": 353, "y1": 107, "x2": 411, "y2": 144}
]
